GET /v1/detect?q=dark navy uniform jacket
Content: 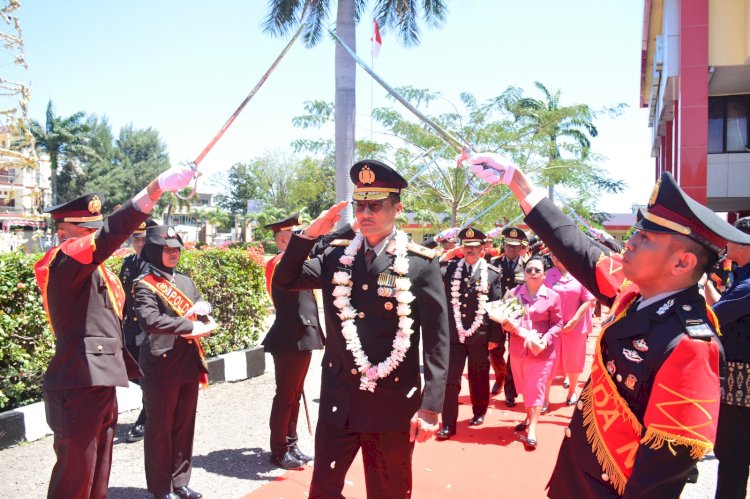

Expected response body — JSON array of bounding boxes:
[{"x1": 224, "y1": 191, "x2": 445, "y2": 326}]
[
  {"x1": 273, "y1": 233, "x2": 450, "y2": 433},
  {"x1": 526, "y1": 197, "x2": 724, "y2": 499},
  {"x1": 133, "y1": 271, "x2": 207, "y2": 388},
  {"x1": 39, "y1": 201, "x2": 147, "y2": 391},
  {"x1": 120, "y1": 252, "x2": 148, "y2": 347}
]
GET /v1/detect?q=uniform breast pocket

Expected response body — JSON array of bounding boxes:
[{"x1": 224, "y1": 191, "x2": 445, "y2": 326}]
[{"x1": 82, "y1": 336, "x2": 119, "y2": 356}]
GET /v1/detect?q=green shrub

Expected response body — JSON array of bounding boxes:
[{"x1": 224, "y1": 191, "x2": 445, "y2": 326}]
[
  {"x1": 0, "y1": 246, "x2": 269, "y2": 411},
  {"x1": 0, "y1": 252, "x2": 55, "y2": 410}
]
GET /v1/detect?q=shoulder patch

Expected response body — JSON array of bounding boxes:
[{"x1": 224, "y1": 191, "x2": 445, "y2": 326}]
[
  {"x1": 487, "y1": 263, "x2": 501, "y2": 273},
  {"x1": 407, "y1": 242, "x2": 436, "y2": 259},
  {"x1": 328, "y1": 239, "x2": 352, "y2": 247},
  {"x1": 676, "y1": 304, "x2": 716, "y2": 342}
]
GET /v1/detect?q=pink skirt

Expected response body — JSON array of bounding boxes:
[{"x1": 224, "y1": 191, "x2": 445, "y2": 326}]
[
  {"x1": 554, "y1": 330, "x2": 588, "y2": 376},
  {"x1": 510, "y1": 353, "x2": 554, "y2": 408}
]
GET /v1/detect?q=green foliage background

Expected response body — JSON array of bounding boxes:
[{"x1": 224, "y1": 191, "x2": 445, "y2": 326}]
[{"x1": 0, "y1": 248, "x2": 269, "y2": 411}]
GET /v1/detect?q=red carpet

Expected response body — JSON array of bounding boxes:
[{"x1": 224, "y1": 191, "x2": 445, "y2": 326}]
[{"x1": 246, "y1": 319, "x2": 602, "y2": 498}]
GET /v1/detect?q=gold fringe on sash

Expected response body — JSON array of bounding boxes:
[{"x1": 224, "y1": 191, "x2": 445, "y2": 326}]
[{"x1": 641, "y1": 427, "x2": 714, "y2": 460}]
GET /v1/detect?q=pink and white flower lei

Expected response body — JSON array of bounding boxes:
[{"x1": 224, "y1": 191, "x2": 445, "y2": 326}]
[
  {"x1": 450, "y1": 258, "x2": 489, "y2": 343},
  {"x1": 332, "y1": 230, "x2": 415, "y2": 392}
]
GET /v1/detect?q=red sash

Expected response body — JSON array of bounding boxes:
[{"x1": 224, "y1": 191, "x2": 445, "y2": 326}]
[
  {"x1": 264, "y1": 253, "x2": 282, "y2": 303},
  {"x1": 34, "y1": 235, "x2": 125, "y2": 334},
  {"x1": 582, "y1": 284, "x2": 720, "y2": 494},
  {"x1": 139, "y1": 273, "x2": 209, "y2": 386}
]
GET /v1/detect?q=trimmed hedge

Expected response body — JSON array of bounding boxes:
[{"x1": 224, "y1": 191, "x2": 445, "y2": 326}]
[{"x1": 0, "y1": 245, "x2": 269, "y2": 411}]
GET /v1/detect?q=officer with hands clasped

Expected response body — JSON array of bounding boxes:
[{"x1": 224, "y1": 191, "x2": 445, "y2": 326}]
[
  {"x1": 34, "y1": 164, "x2": 197, "y2": 499},
  {"x1": 273, "y1": 159, "x2": 450, "y2": 498},
  {"x1": 133, "y1": 224, "x2": 216, "y2": 499},
  {"x1": 436, "y1": 227, "x2": 504, "y2": 440},
  {"x1": 470, "y1": 152, "x2": 750, "y2": 497}
]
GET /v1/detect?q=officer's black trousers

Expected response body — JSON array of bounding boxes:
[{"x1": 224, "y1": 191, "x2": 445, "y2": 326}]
[
  {"x1": 269, "y1": 350, "x2": 312, "y2": 457},
  {"x1": 44, "y1": 386, "x2": 117, "y2": 499},
  {"x1": 143, "y1": 380, "x2": 199, "y2": 496},
  {"x1": 442, "y1": 342, "x2": 490, "y2": 428},
  {"x1": 715, "y1": 403, "x2": 750, "y2": 498},
  {"x1": 310, "y1": 419, "x2": 415, "y2": 498}
]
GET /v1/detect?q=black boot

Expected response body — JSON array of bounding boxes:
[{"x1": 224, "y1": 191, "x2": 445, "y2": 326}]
[
  {"x1": 271, "y1": 451, "x2": 305, "y2": 470},
  {"x1": 289, "y1": 444, "x2": 313, "y2": 463}
]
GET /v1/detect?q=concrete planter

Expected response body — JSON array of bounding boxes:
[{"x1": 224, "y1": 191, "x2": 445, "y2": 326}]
[{"x1": 0, "y1": 346, "x2": 265, "y2": 449}]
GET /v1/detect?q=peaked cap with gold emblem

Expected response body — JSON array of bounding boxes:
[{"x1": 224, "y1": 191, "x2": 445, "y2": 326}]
[
  {"x1": 264, "y1": 212, "x2": 300, "y2": 234},
  {"x1": 458, "y1": 227, "x2": 486, "y2": 247},
  {"x1": 132, "y1": 218, "x2": 159, "y2": 237},
  {"x1": 44, "y1": 192, "x2": 105, "y2": 228},
  {"x1": 501, "y1": 226, "x2": 528, "y2": 246},
  {"x1": 350, "y1": 159, "x2": 408, "y2": 201},
  {"x1": 634, "y1": 171, "x2": 750, "y2": 253}
]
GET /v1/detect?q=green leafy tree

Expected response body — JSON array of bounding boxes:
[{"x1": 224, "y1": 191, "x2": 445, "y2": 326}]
[
  {"x1": 263, "y1": 0, "x2": 448, "y2": 225},
  {"x1": 508, "y1": 81, "x2": 625, "y2": 202},
  {"x1": 29, "y1": 101, "x2": 96, "y2": 205}
]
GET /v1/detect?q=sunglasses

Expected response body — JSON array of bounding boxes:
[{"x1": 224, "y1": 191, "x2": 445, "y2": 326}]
[
  {"x1": 524, "y1": 267, "x2": 543, "y2": 275},
  {"x1": 354, "y1": 200, "x2": 387, "y2": 213}
]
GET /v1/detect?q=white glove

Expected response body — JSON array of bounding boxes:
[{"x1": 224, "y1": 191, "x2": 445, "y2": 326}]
[
  {"x1": 158, "y1": 164, "x2": 197, "y2": 192},
  {"x1": 186, "y1": 300, "x2": 212, "y2": 316},
  {"x1": 188, "y1": 317, "x2": 217, "y2": 338},
  {"x1": 436, "y1": 227, "x2": 460, "y2": 242},
  {"x1": 589, "y1": 226, "x2": 613, "y2": 242},
  {"x1": 466, "y1": 153, "x2": 516, "y2": 185},
  {"x1": 486, "y1": 227, "x2": 503, "y2": 239}
]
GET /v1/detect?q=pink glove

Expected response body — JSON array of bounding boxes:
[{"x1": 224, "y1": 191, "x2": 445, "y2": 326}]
[
  {"x1": 466, "y1": 153, "x2": 516, "y2": 185},
  {"x1": 158, "y1": 164, "x2": 197, "y2": 192}
]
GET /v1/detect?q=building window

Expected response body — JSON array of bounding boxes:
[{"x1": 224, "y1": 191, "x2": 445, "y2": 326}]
[{"x1": 709, "y1": 96, "x2": 750, "y2": 153}]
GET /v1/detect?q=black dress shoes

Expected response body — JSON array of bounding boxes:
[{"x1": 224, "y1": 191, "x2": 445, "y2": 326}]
[
  {"x1": 505, "y1": 398, "x2": 516, "y2": 408},
  {"x1": 126, "y1": 423, "x2": 145, "y2": 443},
  {"x1": 174, "y1": 486, "x2": 202, "y2": 499},
  {"x1": 157, "y1": 494, "x2": 179, "y2": 499},
  {"x1": 435, "y1": 425, "x2": 456, "y2": 440},
  {"x1": 491, "y1": 381, "x2": 501, "y2": 395},
  {"x1": 289, "y1": 444, "x2": 313, "y2": 463},
  {"x1": 271, "y1": 451, "x2": 305, "y2": 470},
  {"x1": 469, "y1": 414, "x2": 485, "y2": 426}
]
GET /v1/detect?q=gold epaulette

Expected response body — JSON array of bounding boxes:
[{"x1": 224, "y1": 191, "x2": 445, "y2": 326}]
[
  {"x1": 407, "y1": 242, "x2": 436, "y2": 259},
  {"x1": 329, "y1": 239, "x2": 352, "y2": 247}
]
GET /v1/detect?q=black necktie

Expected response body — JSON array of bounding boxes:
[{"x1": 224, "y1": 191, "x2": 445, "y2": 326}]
[{"x1": 365, "y1": 249, "x2": 376, "y2": 270}]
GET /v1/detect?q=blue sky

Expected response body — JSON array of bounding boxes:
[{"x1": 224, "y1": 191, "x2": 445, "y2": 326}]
[{"x1": 10, "y1": 0, "x2": 652, "y2": 213}]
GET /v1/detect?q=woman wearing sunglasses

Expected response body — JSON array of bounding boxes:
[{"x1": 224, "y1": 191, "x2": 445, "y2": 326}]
[{"x1": 500, "y1": 256, "x2": 562, "y2": 449}]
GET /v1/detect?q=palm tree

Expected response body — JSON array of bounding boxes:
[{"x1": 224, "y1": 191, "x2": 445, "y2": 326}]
[
  {"x1": 29, "y1": 100, "x2": 94, "y2": 205},
  {"x1": 510, "y1": 82, "x2": 598, "y2": 201},
  {"x1": 263, "y1": 0, "x2": 448, "y2": 224}
]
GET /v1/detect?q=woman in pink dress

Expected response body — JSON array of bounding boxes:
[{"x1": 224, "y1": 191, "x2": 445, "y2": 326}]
[
  {"x1": 499, "y1": 256, "x2": 562, "y2": 449},
  {"x1": 544, "y1": 253, "x2": 596, "y2": 406}
]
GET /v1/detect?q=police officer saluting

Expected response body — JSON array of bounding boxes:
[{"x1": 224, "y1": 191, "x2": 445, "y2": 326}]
[
  {"x1": 262, "y1": 213, "x2": 324, "y2": 470},
  {"x1": 470, "y1": 152, "x2": 750, "y2": 497},
  {"x1": 437, "y1": 228, "x2": 504, "y2": 440},
  {"x1": 120, "y1": 218, "x2": 158, "y2": 443},
  {"x1": 273, "y1": 159, "x2": 449, "y2": 498},
  {"x1": 34, "y1": 165, "x2": 196, "y2": 499},
  {"x1": 133, "y1": 225, "x2": 216, "y2": 499}
]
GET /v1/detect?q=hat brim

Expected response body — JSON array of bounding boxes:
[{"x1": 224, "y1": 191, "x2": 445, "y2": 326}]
[
  {"x1": 65, "y1": 219, "x2": 103, "y2": 229},
  {"x1": 353, "y1": 191, "x2": 392, "y2": 201},
  {"x1": 164, "y1": 238, "x2": 183, "y2": 248}
]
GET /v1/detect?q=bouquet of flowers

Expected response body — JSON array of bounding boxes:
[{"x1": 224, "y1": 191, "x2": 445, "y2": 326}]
[
  {"x1": 483, "y1": 294, "x2": 525, "y2": 325},
  {"x1": 484, "y1": 294, "x2": 547, "y2": 355}
]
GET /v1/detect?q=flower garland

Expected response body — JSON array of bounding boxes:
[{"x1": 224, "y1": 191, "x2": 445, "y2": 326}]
[
  {"x1": 450, "y1": 258, "x2": 489, "y2": 343},
  {"x1": 332, "y1": 230, "x2": 415, "y2": 392}
]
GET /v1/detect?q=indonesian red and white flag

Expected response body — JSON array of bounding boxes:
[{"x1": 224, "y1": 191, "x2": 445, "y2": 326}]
[{"x1": 371, "y1": 18, "x2": 382, "y2": 57}]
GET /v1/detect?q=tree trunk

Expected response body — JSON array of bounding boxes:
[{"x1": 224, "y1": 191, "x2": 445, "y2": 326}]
[
  {"x1": 334, "y1": 0, "x2": 356, "y2": 226},
  {"x1": 50, "y1": 151, "x2": 58, "y2": 205}
]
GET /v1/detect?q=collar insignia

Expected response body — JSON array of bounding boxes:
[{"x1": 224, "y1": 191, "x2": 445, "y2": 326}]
[{"x1": 656, "y1": 298, "x2": 674, "y2": 316}]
